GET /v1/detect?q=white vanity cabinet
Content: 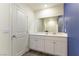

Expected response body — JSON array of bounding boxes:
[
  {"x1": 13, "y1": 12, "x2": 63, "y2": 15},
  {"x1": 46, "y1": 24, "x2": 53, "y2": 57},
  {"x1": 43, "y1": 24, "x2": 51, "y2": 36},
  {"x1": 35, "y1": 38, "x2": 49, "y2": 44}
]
[
  {"x1": 29, "y1": 34, "x2": 67, "y2": 56},
  {"x1": 29, "y1": 35, "x2": 45, "y2": 52}
]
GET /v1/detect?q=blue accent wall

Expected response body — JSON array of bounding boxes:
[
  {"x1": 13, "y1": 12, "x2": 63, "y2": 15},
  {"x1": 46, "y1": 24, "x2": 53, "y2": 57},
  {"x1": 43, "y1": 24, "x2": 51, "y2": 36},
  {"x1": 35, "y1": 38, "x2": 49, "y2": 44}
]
[{"x1": 64, "y1": 3, "x2": 79, "y2": 56}]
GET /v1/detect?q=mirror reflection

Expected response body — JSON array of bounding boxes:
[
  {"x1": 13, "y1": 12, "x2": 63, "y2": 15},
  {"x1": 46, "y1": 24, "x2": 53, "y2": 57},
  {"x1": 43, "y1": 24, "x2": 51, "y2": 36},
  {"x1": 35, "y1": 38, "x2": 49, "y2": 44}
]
[{"x1": 37, "y1": 15, "x2": 66, "y2": 33}]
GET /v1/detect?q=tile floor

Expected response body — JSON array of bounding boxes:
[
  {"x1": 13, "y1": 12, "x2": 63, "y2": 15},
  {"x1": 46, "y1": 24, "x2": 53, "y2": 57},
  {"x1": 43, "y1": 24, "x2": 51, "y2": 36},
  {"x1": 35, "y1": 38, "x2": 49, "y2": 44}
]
[{"x1": 23, "y1": 50, "x2": 53, "y2": 56}]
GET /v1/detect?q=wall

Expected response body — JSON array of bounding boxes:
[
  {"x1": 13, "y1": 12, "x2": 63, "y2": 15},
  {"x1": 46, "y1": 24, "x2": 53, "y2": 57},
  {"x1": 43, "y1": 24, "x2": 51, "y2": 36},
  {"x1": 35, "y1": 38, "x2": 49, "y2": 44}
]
[
  {"x1": 16, "y1": 4, "x2": 36, "y2": 33},
  {"x1": 0, "y1": 3, "x2": 11, "y2": 55},
  {"x1": 43, "y1": 17, "x2": 58, "y2": 32},
  {"x1": 36, "y1": 19, "x2": 44, "y2": 32},
  {"x1": 35, "y1": 4, "x2": 64, "y2": 18},
  {"x1": 64, "y1": 4, "x2": 79, "y2": 56}
]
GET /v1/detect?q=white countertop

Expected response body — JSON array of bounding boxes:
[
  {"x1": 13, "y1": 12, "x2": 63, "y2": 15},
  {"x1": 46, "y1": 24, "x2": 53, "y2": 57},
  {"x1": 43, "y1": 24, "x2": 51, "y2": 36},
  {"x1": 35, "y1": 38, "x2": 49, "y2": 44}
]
[{"x1": 30, "y1": 32, "x2": 68, "y2": 37}]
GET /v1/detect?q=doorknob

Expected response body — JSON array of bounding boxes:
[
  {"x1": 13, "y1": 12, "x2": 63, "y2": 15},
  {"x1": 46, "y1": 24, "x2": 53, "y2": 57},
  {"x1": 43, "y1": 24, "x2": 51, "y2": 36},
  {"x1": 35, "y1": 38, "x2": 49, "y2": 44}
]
[{"x1": 12, "y1": 35, "x2": 16, "y2": 38}]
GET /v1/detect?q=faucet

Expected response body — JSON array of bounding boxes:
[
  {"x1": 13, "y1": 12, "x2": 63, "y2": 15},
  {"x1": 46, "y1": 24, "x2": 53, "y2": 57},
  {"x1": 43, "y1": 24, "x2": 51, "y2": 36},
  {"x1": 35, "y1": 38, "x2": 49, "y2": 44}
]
[{"x1": 45, "y1": 30, "x2": 48, "y2": 34}]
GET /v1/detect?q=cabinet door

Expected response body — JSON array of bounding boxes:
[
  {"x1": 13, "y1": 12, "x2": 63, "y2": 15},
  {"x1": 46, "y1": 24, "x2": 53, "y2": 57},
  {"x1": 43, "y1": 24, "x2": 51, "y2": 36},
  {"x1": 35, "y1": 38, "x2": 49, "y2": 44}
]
[
  {"x1": 29, "y1": 36, "x2": 38, "y2": 50},
  {"x1": 45, "y1": 37, "x2": 54, "y2": 54},
  {"x1": 37, "y1": 37, "x2": 44, "y2": 52},
  {"x1": 30, "y1": 35, "x2": 44, "y2": 51},
  {"x1": 54, "y1": 37, "x2": 67, "y2": 56}
]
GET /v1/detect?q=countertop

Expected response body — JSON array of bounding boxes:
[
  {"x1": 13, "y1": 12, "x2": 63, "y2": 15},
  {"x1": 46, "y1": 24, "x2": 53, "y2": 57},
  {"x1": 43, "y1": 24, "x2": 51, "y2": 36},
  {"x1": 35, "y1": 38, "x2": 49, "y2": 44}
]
[{"x1": 30, "y1": 32, "x2": 68, "y2": 37}]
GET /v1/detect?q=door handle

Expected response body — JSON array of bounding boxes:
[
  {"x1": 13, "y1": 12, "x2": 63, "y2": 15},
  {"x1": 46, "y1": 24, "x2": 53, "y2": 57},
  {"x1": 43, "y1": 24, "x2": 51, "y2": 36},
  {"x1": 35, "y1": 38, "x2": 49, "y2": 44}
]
[{"x1": 12, "y1": 35, "x2": 16, "y2": 38}]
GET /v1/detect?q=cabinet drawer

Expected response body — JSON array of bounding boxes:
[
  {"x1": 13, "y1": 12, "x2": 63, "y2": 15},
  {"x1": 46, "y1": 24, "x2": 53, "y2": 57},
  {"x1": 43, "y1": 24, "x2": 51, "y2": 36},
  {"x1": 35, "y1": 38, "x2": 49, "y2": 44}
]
[
  {"x1": 30, "y1": 35, "x2": 43, "y2": 39},
  {"x1": 44, "y1": 36, "x2": 54, "y2": 42}
]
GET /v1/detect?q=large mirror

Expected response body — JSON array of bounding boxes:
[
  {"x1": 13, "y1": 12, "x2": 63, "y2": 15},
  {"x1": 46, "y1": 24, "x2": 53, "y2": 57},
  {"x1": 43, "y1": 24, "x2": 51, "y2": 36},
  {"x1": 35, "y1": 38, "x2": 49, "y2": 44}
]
[{"x1": 37, "y1": 16, "x2": 66, "y2": 33}]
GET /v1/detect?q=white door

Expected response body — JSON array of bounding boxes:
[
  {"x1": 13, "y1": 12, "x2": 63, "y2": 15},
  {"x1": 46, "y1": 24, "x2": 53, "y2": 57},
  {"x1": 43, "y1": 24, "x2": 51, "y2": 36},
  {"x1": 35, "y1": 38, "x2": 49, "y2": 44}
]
[{"x1": 11, "y1": 4, "x2": 28, "y2": 56}]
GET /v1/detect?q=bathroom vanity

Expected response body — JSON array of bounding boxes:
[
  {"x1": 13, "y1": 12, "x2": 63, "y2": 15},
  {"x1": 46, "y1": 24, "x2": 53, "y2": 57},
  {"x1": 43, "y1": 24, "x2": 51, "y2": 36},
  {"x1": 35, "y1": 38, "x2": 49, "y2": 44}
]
[{"x1": 29, "y1": 32, "x2": 67, "y2": 56}]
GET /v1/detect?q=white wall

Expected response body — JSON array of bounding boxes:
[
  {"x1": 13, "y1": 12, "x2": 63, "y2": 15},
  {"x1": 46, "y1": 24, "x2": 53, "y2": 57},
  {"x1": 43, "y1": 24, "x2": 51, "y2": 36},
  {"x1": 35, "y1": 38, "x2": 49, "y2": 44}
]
[
  {"x1": 0, "y1": 3, "x2": 11, "y2": 55},
  {"x1": 15, "y1": 4, "x2": 36, "y2": 33},
  {"x1": 35, "y1": 4, "x2": 64, "y2": 18}
]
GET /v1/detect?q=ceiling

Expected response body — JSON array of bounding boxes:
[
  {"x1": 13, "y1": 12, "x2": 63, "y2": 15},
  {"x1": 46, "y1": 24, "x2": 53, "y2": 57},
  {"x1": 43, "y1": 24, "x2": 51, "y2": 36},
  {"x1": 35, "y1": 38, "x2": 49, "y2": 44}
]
[{"x1": 26, "y1": 3, "x2": 64, "y2": 11}]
